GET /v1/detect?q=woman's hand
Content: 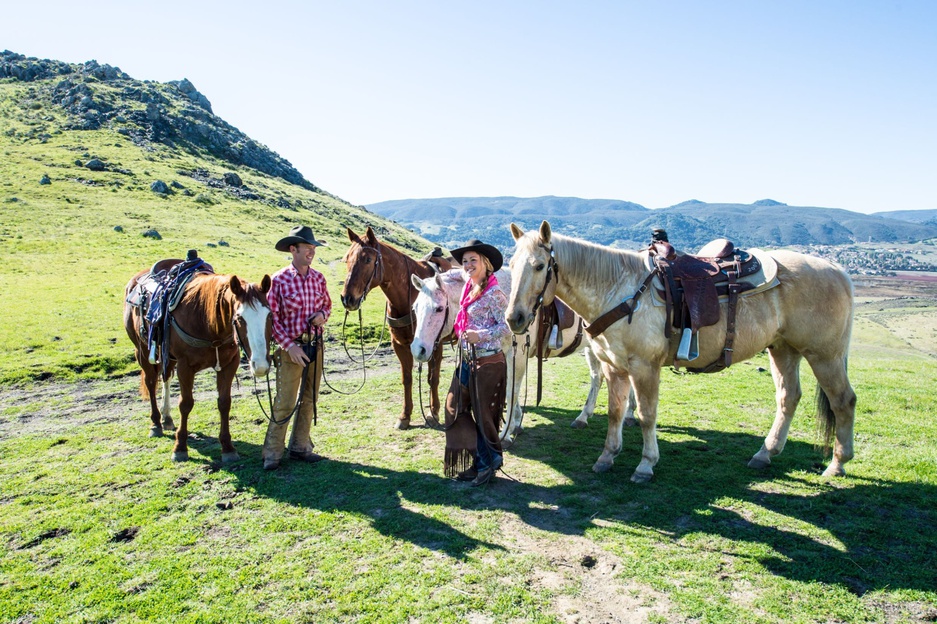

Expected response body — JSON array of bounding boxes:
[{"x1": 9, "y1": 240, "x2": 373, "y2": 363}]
[{"x1": 462, "y1": 330, "x2": 481, "y2": 345}]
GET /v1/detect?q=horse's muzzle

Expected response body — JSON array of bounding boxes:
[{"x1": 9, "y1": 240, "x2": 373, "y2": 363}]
[
  {"x1": 508, "y1": 308, "x2": 532, "y2": 334},
  {"x1": 340, "y1": 294, "x2": 361, "y2": 311}
]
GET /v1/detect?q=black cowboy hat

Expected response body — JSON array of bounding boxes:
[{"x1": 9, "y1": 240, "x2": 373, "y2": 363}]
[
  {"x1": 450, "y1": 239, "x2": 503, "y2": 272},
  {"x1": 275, "y1": 225, "x2": 328, "y2": 252}
]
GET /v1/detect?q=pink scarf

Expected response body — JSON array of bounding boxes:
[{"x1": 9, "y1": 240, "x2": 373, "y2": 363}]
[{"x1": 453, "y1": 274, "x2": 499, "y2": 337}]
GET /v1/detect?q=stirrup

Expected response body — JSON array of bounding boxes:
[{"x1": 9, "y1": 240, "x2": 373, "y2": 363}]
[
  {"x1": 677, "y1": 328, "x2": 699, "y2": 361},
  {"x1": 148, "y1": 342, "x2": 158, "y2": 365},
  {"x1": 547, "y1": 324, "x2": 563, "y2": 350}
]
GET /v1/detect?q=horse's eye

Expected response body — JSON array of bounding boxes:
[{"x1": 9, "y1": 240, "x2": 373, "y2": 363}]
[
  {"x1": 536, "y1": 263, "x2": 545, "y2": 271},
  {"x1": 435, "y1": 306, "x2": 443, "y2": 313},
  {"x1": 365, "y1": 257, "x2": 371, "y2": 264}
]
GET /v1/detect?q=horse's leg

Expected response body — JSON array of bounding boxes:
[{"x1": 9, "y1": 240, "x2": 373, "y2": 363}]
[
  {"x1": 172, "y1": 366, "x2": 195, "y2": 462},
  {"x1": 806, "y1": 355, "x2": 857, "y2": 477},
  {"x1": 500, "y1": 343, "x2": 527, "y2": 448},
  {"x1": 216, "y1": 365, "x2": 239, "y2": 463},
  {"x1": 141, "y1": 363, "x2": 163, "y2": 438},
  {"x1": 160, "y1": 363, "x2": 176, "y2": 432},
  {"x1": 623, "y1": 365, "x2": 661, "y2": 483},
  {"x1": 592, "y1": 368, "x2": 635, "y2": 474},
  {"x1": 749, "y1": 344, "x2": 803, "y2": 470},
  {"x1": 392, "y1": 339, "x2": 414, "y2": 430},
  {"x1": 572, "y1": 346, "x2": 603, "y2": 429}
]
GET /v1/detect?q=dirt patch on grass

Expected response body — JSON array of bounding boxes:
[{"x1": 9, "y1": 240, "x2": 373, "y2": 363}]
[{"x1": 498, "y1": 515, "x2": 676, "y2": 623}]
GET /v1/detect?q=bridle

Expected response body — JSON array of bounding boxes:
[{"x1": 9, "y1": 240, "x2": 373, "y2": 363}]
[
  {"x1": 416, "y1": 282, "x2": 453, "y2": 426},
  {"x1": 528, "y1": 242, "x2": 559, "y2": 323}
]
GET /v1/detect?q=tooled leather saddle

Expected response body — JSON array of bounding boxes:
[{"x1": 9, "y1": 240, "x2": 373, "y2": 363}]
[{"x1": 649, "y1": 238, "x2": 762, "y2": 373}]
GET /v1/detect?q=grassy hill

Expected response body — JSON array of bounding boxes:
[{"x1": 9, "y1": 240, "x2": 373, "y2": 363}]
[{"x1": 0, "y1": 51, "x2": 437, "y2": 384}]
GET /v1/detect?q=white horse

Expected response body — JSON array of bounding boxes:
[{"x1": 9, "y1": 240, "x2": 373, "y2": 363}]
[
  {"x1": 506, "y1": 221, "x2": 856, "y2": 483},
  {"x1": 410, "y1": 268, "x2": 627, "y2": 446}
]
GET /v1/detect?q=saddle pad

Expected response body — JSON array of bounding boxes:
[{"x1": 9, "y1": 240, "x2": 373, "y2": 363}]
[
  {"x1": 125, "y1": 274, "x2": 161, "y2": 307},
  {"x1": 646, "y1": 248, "x2": 779, "y2": 308}
]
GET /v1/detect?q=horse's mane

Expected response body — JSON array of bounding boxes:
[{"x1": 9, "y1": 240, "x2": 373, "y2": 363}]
[
  {"x1": 184, "y1": 273, "x2": 262, "y2": 336},
  {"x1": 524, "y1": 232, "x2": 646, "y2": 291}
]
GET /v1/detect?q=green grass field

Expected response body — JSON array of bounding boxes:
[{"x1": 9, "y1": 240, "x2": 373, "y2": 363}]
[
  {"x1": 1, "y1": 307, "x2": 936, "y2": 623},
  {"x1": 3, "y1": 74, "x2": 936, "y2": 623}
]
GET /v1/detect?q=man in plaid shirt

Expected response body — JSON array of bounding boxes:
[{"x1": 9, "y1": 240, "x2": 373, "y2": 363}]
[{"x1": 262, "y1": 225, "x2": 332, "y2": 471}]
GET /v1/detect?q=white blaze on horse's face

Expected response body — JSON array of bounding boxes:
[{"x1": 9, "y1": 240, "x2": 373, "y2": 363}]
[
  {"x1": 410, "y1": 274, "x2": 448, "y2": 363},
  {"x1": 506, "y1": 222, "x2": 556, "y2": 334},
  {"x1": 238, "y1": 299, "x2": 271, "y2": 377}
]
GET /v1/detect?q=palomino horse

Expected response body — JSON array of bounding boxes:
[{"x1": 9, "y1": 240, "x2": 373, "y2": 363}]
[
  {"x1": 506, "y1": 222, "x2": 857, "y2": 482},
  {"x1": 340, "y1": 227, "x2": 453, "y2": 429},
  {"x1": 124, "y1": 264, "x2": 272, "y2": 462},
  {"x1": 409, "y1": 268, "x2": 617, "y2": 447}
]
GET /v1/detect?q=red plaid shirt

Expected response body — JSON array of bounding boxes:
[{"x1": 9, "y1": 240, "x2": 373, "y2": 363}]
[{"x1": 269, "y1": 264, "x2": 332, "y2": 350}]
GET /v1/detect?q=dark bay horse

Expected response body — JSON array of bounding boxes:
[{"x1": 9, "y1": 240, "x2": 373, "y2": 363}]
[
  {"x1": 124, "y1": 263, "x2": 272, "y2": 462},
  {"x1": 340, "y1": 227, "x2": 452, "y2": 430},
  {"x1": 506, "y1": 222, "x2": 857, "y2": 482}
]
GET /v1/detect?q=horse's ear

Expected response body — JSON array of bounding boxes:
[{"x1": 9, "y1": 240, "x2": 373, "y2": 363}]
[
  {"x1": 539, "y1": 220, "x2": 552, "y2": 243},
  {"x1": 347, "y1": 227, "x2": 361, "y2": 244},
  {"x1": 510, "y1": 223, "x2": 525, "y2": 241},
  {"x1": 261, "y1": 274, "x2": 271, "y2": 294},
  {"x1": 229, "y1": 275, "x2": 245, "y2": 297},
  {"x1": 365, "y1": 226, "x2": 378, "y2": 245},
  {"x1": 411, "y1": 274, "x2": 424, "y2": 292},
  {"x1": 435, "y1": 273, "x2": 444, "y2": 291}
]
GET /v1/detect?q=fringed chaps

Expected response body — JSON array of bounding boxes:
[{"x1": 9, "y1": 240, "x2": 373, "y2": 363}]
[{"x1": 443, "y1": 352, "x2": 505, "y2": 478}]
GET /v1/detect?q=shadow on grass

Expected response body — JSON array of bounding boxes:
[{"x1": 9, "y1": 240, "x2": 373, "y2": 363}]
[
  {"x1": 503, "y1": 406, "x2": 937, "y2": 597},
  {"x1": 182, "y1": 404, "x2": 935, "y2": 596}
]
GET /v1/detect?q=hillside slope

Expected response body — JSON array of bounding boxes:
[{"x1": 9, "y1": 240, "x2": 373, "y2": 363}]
[
  {"x1": 0, "y1": 51, "x2": 435, "y2": 383},
  {"x1": 369, "y1": 196, "x2": 937, "y2": 251}
]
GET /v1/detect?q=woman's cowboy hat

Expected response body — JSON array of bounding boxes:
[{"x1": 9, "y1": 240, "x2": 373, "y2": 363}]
[
  {"x1": 275, "y1": 225, "x2": 328, "y2": 252},
  {"x1": 450, "y1": 239, "x2": 503, "y2": 272}
]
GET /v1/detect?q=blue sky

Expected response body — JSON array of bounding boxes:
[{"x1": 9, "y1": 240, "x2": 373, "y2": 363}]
[{"x1": 5, "y1": 1, "x2": 936, "y2": 213}]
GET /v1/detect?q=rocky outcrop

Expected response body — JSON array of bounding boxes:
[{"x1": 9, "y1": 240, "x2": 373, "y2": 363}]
[{"x1": 2, "y1": 50, "x2": 319, "y2": 192}]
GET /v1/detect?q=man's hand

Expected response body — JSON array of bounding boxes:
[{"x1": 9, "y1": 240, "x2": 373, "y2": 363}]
[
  {"x1": 310, "y1": 311, "x2": 326, "y2": 327},
  {"x1": 286, "y1": 344, "x2": 310, "y2": 365}
]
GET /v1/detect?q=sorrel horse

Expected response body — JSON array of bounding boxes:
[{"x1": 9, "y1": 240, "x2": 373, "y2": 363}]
[
  {"x1": 124, "y1": 263, "x2": 272, "y2": 462},
  {"x1": 340, "y1": 227, "x2": 452, "y2": 429},
  {"x1": 506, "y1": 221, "x2": 857, "y2": 482},
  {"x1": 409, "y1": 268, "x2": 621, "y2": 447}
]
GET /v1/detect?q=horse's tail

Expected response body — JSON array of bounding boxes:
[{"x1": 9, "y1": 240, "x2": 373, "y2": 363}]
[
  {"x1": 815, "y1": 351, "x2": 850, "y2": 456},
  {"x1": 815, "y1": 380, "x2": 836, "y2": 456},
  {"x1": 139, "y1": 371, "x2": 149, "y2": 400}
]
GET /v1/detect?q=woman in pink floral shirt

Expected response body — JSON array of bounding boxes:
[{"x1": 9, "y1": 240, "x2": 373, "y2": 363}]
[{"x1": 443, "y1": 239, "x2": 510, "y2": 487}]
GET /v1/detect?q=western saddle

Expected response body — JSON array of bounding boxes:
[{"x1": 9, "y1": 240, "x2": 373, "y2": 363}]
[
  {"x1": 649, "y1": 236, "x2": 763, "y2": 373},
  {"x1": 583, "y1": 230, "x2": 771, "y2": 374}
]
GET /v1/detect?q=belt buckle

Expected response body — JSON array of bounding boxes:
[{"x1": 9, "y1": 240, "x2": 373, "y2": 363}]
[{"x1": 299, "y1": 332, "x2": 311, "y2": 344}]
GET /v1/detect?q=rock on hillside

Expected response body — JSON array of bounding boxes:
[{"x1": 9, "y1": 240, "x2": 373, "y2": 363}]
[{"x1": 0, "y1": 50, "x2": 318, "y2": 192}]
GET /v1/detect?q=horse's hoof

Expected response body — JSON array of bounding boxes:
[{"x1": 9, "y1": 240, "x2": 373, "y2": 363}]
[
  {"x1": 822, "y1": 463, "x2": 846, "y2": 477},
  {"x1": 221, "y1": 452, "x2": 240, "y2": 463},
  {"x1": 624, "y1": 417, "x2": 638, "y2": 427},
  {"x1": 162, "y1": 418, "x2": 176, "y2": 431},
  {"x1": 592, "y1": 460, "x2": 613, "y2": 473},
  {"x1": 171, "y1": 451, "x2": 189, "y2": 462},
  {"x1": 423, "y1": 415, "x2": 442, "y2": 430},
  {"x1": 630, "y1": 470, "x2": 653, "y2": 484},
  {"x1": 500, "y1": 434, "x2": 516, "y2": 450},
  {"x1": 394, "y1": 419, "x2": 410, "y2": 431},
  {"x1": 747, "y1": 456, "x2": 771, "y2": 470},
  {"x1": 149, "y1": 426, "x2": 163, "y2": 438},
  {"x1": 570, "y1": 418, "x2": 588, "y2": 429}
]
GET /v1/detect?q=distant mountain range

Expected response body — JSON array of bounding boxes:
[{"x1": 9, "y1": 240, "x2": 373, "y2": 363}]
[{"x1": 368, "y1": 197, "x2": 937, "y2": 251}]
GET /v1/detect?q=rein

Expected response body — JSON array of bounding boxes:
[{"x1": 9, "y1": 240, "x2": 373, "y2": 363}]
[{"x1": 416, "y1": 297, "x2": 452, "y2": 426}]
